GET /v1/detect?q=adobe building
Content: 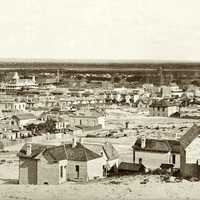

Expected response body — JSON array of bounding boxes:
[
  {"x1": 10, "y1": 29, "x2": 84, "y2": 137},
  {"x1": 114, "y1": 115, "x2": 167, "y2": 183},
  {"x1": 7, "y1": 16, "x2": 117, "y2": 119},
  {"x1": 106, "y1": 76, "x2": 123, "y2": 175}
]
[
  {"x1": 132, "y1": 136, "x2": 180, "y2": 169},
  {"x1": 18, "y1": 139, "x2": 119, "y2": 184}
]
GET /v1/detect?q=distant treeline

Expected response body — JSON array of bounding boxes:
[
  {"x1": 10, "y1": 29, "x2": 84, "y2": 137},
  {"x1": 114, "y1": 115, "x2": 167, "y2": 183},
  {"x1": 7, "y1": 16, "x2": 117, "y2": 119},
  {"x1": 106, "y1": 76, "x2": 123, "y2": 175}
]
[
  {"x1": 0, "y1": 61, "x2": 200, "y2": 85},
  {"x1": 0, "y1": 61, "x2": 200, "y2": 71}
]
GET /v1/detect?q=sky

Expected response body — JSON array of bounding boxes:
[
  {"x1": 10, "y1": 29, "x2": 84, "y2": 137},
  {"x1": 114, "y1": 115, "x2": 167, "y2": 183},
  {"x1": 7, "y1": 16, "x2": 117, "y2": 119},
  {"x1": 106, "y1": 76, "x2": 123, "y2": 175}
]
[{"x1": 0, "y1": 0, "x2": 200, "y2": 61}]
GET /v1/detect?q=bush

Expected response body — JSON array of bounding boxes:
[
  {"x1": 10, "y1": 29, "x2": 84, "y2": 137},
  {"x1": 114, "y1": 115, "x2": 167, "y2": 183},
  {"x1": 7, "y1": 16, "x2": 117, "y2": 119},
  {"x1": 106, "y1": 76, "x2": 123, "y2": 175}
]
[
  {"x1": 151, "y1": 168, "x2": 169, "y2": 175},
  {"x1": 109, "y1": 180, "x2": 121, "y2": 185}
]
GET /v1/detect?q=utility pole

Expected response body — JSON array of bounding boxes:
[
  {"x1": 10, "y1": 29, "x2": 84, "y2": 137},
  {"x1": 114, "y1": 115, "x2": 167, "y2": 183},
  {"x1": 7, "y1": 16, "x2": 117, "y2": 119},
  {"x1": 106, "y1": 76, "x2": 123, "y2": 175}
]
[{"x1": 160, "y1": 66, "x2": 164, "y2": 85}]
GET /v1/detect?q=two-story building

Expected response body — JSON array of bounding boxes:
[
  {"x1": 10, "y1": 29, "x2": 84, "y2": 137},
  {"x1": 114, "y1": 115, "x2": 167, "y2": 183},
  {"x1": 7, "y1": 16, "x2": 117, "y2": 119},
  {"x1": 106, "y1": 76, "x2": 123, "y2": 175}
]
[{"x1": 149, "y1": 99, "x2": 180, "y2": 117}]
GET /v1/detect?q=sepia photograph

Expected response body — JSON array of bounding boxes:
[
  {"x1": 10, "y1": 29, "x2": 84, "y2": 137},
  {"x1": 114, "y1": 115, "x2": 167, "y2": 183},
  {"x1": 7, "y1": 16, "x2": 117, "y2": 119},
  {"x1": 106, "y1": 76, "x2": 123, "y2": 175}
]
[{"x1": 0, "y1": 0, "x2": 200, "y2": 199}]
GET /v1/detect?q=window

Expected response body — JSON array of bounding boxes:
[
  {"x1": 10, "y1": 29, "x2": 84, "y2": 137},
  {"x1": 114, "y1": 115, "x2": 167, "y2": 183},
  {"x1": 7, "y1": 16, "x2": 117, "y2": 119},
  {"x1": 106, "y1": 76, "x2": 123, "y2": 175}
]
[
  {"x1": 162, "y1": 107, "x2": 165, "y2": 112},
  {"x1": 158, "y1": 106, "x2": 160, "y2": 111},
  {"x1": 60, "y1": 166, "x2": 63, "y2": 178},
  {"x1": 172, "y1": 154, "x2": 176, "y2": 164},
  {"x1": 75, "y1": 165, "x2": 79, "y2": 179},
  {"x1": 80, "y1": 120, "x2": 82, "y2": 125},
  {"x1": 75, "y1": 165, "x2": 79, "y2": 171}
]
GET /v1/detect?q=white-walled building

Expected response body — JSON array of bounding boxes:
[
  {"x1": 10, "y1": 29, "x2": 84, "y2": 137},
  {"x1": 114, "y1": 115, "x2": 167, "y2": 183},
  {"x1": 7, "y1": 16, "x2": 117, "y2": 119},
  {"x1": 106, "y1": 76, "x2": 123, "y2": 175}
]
[
  {"x1": 18, "y1": 140, "x2": 119, "y2": 184},
  {"x1": 180, "y1": 124, "x2": 200, "y2": 178},
  {"x1": 132, "y1": 136, "x2": 180, "y2": 169},
  {"x1": 3, "y1": 72, "x2": 38, "y2": 90}
]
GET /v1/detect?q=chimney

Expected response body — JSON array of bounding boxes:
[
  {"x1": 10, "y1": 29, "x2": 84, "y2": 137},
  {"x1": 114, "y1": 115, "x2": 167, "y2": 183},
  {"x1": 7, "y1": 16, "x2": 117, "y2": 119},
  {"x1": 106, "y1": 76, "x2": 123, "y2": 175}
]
[
  {"x1": 139, "y1": 158, "x2": 143, "y2": 165},
  {"x1": 125, "y1": 121, "x2": 129, "y2": 129},
  {"x1": 26, "y1": 143, "x2": 32, "y2": 156},
  {"x1": 133, "y1": 145, "x2": 135, "y2": 163},
  {"x1": 72, "y1": 138, "x2": 77, "y2": 148},
  {"x1": 141, "y1": 135, "x2": 146, "y2": 149}
]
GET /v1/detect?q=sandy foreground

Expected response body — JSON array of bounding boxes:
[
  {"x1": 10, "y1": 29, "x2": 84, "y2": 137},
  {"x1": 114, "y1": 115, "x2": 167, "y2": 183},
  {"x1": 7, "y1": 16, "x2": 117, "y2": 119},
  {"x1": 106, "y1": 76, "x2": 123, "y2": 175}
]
[
  {"x1": 0, "y1": 108, "x2": 199, "y2": 200},
  {"x1": 0, "y1": 168, "x2": 199, "y2": 200}
]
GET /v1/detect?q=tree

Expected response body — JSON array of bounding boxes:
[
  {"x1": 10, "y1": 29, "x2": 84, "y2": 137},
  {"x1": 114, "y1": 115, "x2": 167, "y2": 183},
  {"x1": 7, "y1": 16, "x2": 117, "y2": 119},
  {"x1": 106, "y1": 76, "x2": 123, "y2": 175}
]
[
  {"x1": 45, "y1": 119, "x2": 56, "y2": 134},
  {"x1": 26, "y1": 123, "x2": 36, "y2": 132}
]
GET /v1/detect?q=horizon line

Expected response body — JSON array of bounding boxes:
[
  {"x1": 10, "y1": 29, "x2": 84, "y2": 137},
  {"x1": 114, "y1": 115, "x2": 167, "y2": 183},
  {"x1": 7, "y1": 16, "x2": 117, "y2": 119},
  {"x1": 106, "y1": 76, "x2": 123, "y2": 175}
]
[{"x1": 0, "y1": 57, "x2": 200, "y2": 64}]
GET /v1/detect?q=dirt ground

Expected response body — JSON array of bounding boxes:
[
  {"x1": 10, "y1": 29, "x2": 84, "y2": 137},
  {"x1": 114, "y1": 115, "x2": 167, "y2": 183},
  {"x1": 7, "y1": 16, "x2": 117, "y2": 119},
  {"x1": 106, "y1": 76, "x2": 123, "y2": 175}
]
[
  {"x1": 0, "y1": 107, "x2": 199, "y2": 200},
  {"x1": 0, "y1": 169, "x2": 199, "y2": 200}
]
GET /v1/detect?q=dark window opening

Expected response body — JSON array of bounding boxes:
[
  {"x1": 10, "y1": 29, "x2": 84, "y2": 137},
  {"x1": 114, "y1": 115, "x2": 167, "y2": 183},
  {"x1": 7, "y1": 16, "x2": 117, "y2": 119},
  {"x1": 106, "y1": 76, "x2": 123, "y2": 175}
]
[
  {"x1": 172, "y1": 154, "x2": 176, "y2": 164},
  {"x1": 75, "y1": 165, "x2": 79, "y2": 179},
  {"x1": 60, "y1": 166, "x2": 63, "y2": 178}
]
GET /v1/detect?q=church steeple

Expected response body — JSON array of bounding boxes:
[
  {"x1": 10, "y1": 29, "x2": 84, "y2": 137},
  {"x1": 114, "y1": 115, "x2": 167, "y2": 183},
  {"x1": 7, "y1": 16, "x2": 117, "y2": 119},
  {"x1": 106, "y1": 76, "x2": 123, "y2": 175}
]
[{"x1": 13, "y1": 72, "x2": 20, "y2": 83}]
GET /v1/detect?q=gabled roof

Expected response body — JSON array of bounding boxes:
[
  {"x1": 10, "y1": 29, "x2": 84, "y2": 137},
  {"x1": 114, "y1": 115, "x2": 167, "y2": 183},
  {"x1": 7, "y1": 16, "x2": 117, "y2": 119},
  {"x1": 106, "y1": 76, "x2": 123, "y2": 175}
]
[
  {"x1": 46, "y1": 145, "x2": 67, "y2": 161},
  {"x1": 133, "y1": 138, "x2": 170, "y2": 153},
  {"x1": 18, "y1": 142, "x2": 102, "y2": 162},
  {"x1": 0, "y1": 122, "x2": 19, "y2": 131},
  {"x1": 167, "y1": 139, "x2": 180, "y2": 154},
  {"x1": 103, "y1": 142, "x2": 119, "y2": 160},
  {"x1": 18, "y1": 143, "x2": 54, "y2": 158},
  {"x1": 180, "y1": 124, "x2": 200, "y2": 149},
  {"x1": 58, "y1": 115, "x2": 70, "y2": 122},
  {"x1": 133, "y1": 138, "x2": 180, "y2": 154},
  {"x1": 85, "y1": 142, "x2": 119, "y2": 161},
  {"x1": 64, "y1": 143, "x2": 101, "y2": 161},
  {"x1": 149, "y1": 99, "x2": 176, "y2": 108}
]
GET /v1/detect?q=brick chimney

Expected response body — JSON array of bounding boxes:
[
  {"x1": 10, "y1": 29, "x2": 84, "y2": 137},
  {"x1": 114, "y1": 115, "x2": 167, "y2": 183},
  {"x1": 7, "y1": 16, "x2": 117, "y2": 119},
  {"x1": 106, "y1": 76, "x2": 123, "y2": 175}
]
[
  {"x1": 141, "y1": 135, "x2": 146, "y2": 149},
  {"x1": 26, "y1": 143, "x2": 32, "y2": 156}
]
